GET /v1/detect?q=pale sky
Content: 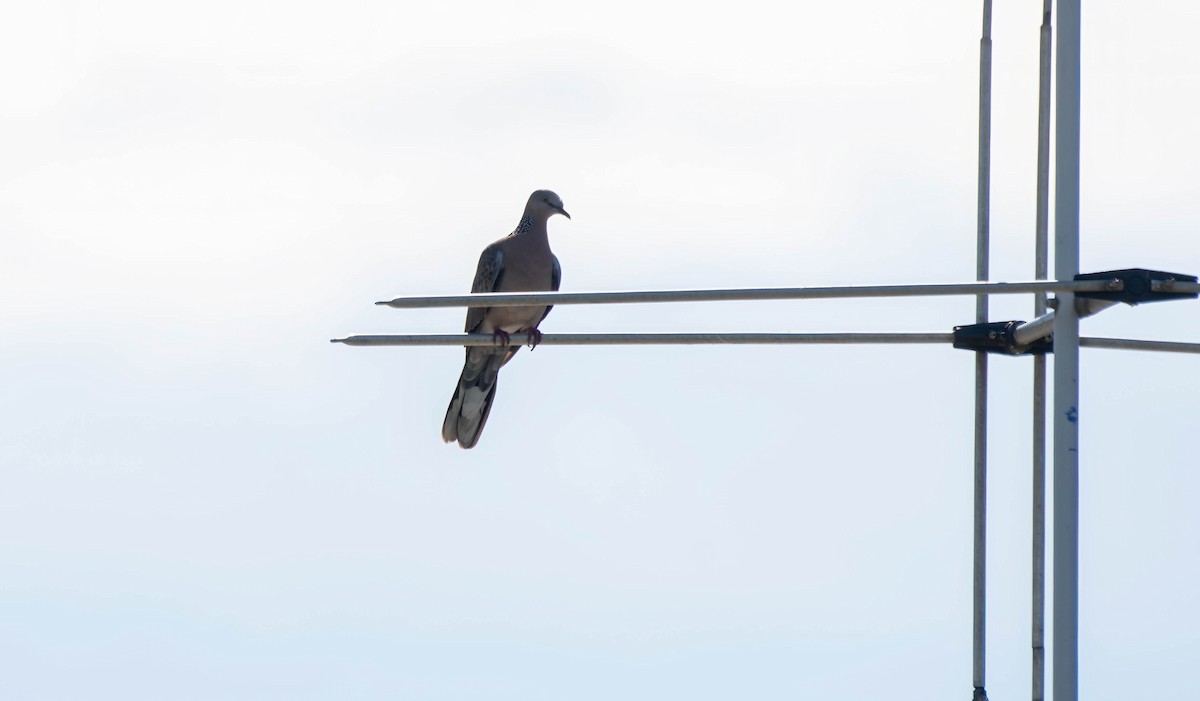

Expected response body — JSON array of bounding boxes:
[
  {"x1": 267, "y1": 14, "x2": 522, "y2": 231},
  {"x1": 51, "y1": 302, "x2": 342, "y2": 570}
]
[{"x1": 2, "y1": 1, "x2": 1198, "y2": 699}]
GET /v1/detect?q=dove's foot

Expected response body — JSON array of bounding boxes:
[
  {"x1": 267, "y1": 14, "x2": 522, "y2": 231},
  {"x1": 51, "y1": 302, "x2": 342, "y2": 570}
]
[
  {"x1": 520, "y1": 327, "x2": 543, "y2": 350},
  {"x1": 491, "y1": 329, "x2": 511, "y2": 347}
]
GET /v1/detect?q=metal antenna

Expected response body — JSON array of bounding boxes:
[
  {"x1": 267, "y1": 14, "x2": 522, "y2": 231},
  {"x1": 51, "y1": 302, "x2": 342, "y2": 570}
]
[{"x1": 334, "y1": 5, "x2": 1200, "y2": 698}]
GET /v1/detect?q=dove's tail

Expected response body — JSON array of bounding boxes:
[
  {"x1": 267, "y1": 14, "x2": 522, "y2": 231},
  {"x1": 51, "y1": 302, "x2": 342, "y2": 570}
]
[{"x1": 441, "y1": 348, "x2": 507, "y2": 449}]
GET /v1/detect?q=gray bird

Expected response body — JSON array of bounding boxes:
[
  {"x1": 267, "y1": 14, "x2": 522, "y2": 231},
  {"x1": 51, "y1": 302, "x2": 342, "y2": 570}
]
[{"x1": 441, "y1": 190, "x2": 569, "y2": 449}]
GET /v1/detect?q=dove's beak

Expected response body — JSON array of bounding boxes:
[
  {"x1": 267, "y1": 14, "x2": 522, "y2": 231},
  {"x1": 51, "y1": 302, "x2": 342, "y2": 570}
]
[{"x1": 558, "y1": 207, "x2": 571, "y2": 219}]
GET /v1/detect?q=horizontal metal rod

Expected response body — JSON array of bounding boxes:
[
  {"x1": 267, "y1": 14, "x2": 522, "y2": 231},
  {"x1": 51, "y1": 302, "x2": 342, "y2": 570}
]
[
  {"x1": 377, "y1": 280, "x2": 1121, "y2": 310},
  {"x1": 332, "y1": 332, "x2": 955, "y2": 347},
  {"x1": 1080, "y1": 337, "x2": 1200, "y2": 354},
  {"x1": 332, "y1": 332, "x2": 1200, "y2": 354}
]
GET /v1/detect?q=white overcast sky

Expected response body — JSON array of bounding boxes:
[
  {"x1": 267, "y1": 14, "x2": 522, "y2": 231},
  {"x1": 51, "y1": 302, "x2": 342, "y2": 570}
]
[{"x1": 2, "y1": 1, "x2": 1198, "y2": 699}]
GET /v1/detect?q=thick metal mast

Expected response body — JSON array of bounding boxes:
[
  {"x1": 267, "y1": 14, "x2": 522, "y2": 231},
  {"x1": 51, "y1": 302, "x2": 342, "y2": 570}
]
[{"x1": 1052, "y1": 1, "x2": 1082, "y2": 700}]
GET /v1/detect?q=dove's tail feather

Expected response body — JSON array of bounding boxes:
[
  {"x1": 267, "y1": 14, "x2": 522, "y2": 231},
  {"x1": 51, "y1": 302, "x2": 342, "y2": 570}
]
[
  {"x1": 441, "y1": 379, "x2": 498, "y2": 449},
  {"x1": 442, "y1": 349, "x2": 505, "y2": 449}
]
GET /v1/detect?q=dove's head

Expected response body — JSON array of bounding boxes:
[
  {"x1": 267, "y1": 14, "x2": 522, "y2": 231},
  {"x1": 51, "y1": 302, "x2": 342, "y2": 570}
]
[{"x1": 527, "y1": 190, "x2": 570, "y2": 220}]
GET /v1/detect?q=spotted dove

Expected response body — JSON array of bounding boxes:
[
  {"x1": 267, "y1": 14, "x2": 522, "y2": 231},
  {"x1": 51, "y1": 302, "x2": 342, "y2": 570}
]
[{"x1": 441, "y1": 190, "x2": 569, "y2": 448}]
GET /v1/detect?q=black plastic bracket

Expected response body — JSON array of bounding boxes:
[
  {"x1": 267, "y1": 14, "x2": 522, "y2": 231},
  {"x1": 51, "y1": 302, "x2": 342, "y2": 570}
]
[
  {"x1": 952, "y1": 320, "x2": 1053, "y2": 355},
  {"x1": 1075, "y1": 268, "x2": 1198, "y2": 305}
]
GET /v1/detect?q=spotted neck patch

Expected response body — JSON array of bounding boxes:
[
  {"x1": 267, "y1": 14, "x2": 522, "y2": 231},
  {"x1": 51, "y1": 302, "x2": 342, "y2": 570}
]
[{"x1": 513, "y1": 216, "x2": 533, "y2": 235}]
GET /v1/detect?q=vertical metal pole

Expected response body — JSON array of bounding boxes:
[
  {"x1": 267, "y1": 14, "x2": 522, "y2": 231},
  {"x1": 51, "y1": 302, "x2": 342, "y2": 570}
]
[
  {"x1": 1033, "y1": 4, "x2": 1053, "y2": 700},
  {"x1": 1053, "y1": 1, "x2": 1082, "y2": 700},
  {"x1": 973, "y1": 3, "x2": 992, "y2": 700}
]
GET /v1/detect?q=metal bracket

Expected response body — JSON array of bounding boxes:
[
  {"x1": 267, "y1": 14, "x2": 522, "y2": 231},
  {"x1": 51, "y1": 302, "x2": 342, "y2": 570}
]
[
  {"x1": 953, "y1": 268, "x2": 1197, "y2": 356},
  {"x1": 953, "y1": 320, "x2": 1053, "y2": 355},
  {"x1": 1075, "y1": 268, "x2": 1198, "y2": 305}
]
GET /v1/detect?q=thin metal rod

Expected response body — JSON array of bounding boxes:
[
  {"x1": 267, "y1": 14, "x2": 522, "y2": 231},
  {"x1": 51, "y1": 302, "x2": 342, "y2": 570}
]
[
  {"x1": 1080, "y1": 337, "x2": 1200, "y2": 354},
  {"x1": 1033, "y1": 3, "x2": 1053, "y2": 700},
  {"x1": 1032, "y1": 357, "x2": 1048, "y2": 700},
  {"x1": 1053, "y1": 2, "x2": 1082, "y2": 699},
  {"x1": 1035, "y1": 0, "x2": 1054, "y2": 318},
  {"x1": 332, "y1": 332, "x2": 1200, "y2": 352},
  {"x1": 331, "y1": 332, "x2": 956, "y2": 347},
  {"x1": 376, "y1": 280, "x2": 1119, "y2": 310},
  {"x1": 973, "y1": 3, "x2": 993, "y2": 700}
]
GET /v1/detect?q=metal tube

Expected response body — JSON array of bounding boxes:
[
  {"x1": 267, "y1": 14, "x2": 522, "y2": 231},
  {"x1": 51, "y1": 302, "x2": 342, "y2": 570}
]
[
  {"x1": 1080, "y1": 337, "x2": 1200, "y2": 354},
  {"x1": 1014, "y1": 312, "x2": 1057, "y2": 349},
  {"x1": 973, "y1": 3, "x2": 993, "y2": 699},
  {"x1": 1013, "y1": 300, "x2": 1117, "y2": 349},
  {"x1": 1151, "y1": 279, "x2": 1200, "y2": 293},
  {"x1": 1032, "y1": 355, "x2": 1048, "y2": 701},
  {"x1": 331, "y1": 331, "x2": 956, "y2": 347},
  {"x1": 1035, "y1": 0, "x2": 1054, "y2": 319},
  {"x1": 1033, "y1": 3, "x2": 1053, "y2": 700},
  {"x1": 973, "y1": 352, "x2": 989, "y2": 701},
  {"x1": 375, "y1": 280, "x2": 1119, "y2": 310},
  {"x1": 1053, "y1": 2, "x2": 1082, "y2": 700},
  {"x1": 332, "y1": 332, "x2": 1200, "y2": 352}
]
